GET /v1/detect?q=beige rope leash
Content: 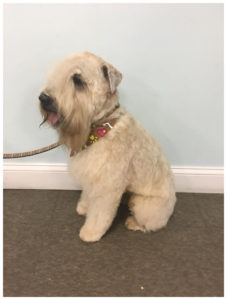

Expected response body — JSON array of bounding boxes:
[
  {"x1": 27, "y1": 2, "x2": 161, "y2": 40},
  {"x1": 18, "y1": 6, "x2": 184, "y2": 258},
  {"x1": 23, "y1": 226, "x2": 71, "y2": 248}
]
[{"x1": 3, "y1": 141, "x2": 62, "y2": 159}]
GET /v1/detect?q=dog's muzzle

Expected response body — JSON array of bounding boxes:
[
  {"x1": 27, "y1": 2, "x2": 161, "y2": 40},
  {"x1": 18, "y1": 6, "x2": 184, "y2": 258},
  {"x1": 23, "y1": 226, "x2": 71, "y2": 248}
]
[
  {"x1": 39, "y1": 93, "x2": 56, "y2": 112},
  {"x1": 39, "y1": 93, "x2": 59, "y2": 126}
]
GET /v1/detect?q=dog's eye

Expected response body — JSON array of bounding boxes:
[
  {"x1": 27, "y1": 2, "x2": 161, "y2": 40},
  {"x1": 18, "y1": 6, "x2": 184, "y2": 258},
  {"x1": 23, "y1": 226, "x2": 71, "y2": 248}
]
[
  {"x1": 102, "y1": 65, "x2": 109, "y2": 80},
  {"x1": 72, "y1": 74, "x2": 85, "y2": 89}
]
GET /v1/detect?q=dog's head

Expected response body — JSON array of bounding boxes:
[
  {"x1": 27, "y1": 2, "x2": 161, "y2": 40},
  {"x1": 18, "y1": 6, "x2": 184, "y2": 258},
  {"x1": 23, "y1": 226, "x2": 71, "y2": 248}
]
[{"x1": 39, "y1": 52, "x2": 122, "y2": 151}]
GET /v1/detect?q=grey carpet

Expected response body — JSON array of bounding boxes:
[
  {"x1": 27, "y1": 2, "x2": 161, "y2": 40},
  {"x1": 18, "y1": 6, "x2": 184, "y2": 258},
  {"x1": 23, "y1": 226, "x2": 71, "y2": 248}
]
[{"x1": 3, "y1": 190, "x2": 223, "y2": 297}]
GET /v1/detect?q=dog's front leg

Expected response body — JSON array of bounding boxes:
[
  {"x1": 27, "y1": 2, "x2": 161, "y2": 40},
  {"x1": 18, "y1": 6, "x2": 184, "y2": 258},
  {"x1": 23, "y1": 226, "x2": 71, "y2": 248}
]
[
  {"x1": 79, "y1": 188, "x2": 122, "y2": 242},
  {"x1": 76, "y1": 190, "x2": 89, "y2": 216}
]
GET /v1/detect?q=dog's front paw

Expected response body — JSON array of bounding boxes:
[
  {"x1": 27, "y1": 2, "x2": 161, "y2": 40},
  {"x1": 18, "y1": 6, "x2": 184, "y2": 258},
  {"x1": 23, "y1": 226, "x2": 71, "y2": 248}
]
[
  {"x1": 76, "y1": 201, "x2": 87, "y2": 216},
  {"x1": 79, "y1": 226, "x2": 103, "y2": 242}
]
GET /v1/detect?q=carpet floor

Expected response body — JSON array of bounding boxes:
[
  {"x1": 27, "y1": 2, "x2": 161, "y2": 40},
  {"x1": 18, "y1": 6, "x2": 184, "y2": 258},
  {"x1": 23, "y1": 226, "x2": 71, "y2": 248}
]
[{"x1": 3, "y1": 189, "x2": 223, "y2": 297}]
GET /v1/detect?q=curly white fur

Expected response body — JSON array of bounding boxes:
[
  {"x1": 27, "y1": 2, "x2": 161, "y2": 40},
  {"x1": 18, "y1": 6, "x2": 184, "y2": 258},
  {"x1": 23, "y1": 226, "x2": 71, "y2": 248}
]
[{"x1": 40, "y1": 52, "x2": 176, "y2": 242}]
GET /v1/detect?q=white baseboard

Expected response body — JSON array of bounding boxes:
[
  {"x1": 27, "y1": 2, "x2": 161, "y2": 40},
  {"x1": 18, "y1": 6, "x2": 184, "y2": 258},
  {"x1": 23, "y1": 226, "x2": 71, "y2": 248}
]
[
  {"x1": 3, "y1": 163, "x2": 224, "y2": 194},
  {"x1": 172, "y1": 166, "x2": 224, "y2": 193},
  {"x1": 3, "y1": 163, "x2": 81, "y2": 190}
]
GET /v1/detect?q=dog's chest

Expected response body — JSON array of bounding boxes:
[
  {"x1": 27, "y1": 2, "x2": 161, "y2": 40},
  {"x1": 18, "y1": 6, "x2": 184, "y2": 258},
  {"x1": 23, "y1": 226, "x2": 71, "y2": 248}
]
[{"x1": 68, "y1": 141, "x2": 108, "y2": 184}]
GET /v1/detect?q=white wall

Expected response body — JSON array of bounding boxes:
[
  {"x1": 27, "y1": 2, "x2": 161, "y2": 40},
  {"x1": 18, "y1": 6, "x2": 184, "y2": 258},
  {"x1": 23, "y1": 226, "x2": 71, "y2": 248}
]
[{"x1": 4, "y1": 3, "x2": 224, "y2": 167}]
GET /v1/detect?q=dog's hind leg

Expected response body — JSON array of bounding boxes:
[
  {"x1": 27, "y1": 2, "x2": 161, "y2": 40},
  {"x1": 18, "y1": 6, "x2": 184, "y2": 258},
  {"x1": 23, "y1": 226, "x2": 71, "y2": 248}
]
[
  {"x1": 125, "y1": 215, "x2": 146, "y2": 232},
  {"x1": 126, "y1": 192, "x2": 176, "y2": 232}
]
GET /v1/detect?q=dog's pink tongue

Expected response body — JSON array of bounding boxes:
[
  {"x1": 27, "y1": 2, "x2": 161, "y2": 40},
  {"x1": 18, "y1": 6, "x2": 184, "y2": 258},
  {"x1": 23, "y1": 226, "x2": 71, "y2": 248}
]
[{"x1": 48, "y1": 112, "x2": 58, "y2": 125}]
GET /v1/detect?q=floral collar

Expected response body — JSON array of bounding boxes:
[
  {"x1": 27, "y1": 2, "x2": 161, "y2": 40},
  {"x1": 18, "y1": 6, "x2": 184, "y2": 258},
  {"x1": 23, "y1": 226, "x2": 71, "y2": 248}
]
[{"x1": 70, "y1": 118, "x2": 118, "y2": 157}]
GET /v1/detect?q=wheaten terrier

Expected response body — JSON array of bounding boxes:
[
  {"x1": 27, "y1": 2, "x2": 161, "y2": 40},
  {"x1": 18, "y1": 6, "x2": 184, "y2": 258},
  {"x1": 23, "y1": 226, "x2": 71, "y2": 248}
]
[{"x1": 39, "y1": 52, "x2": 176, "y2": 242}]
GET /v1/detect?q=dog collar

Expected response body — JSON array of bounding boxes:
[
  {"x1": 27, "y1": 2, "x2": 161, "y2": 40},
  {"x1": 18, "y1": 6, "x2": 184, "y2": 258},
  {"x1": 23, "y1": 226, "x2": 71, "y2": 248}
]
[{"x1": 70, "y1": 118, "x2": 118, "y2": 157}]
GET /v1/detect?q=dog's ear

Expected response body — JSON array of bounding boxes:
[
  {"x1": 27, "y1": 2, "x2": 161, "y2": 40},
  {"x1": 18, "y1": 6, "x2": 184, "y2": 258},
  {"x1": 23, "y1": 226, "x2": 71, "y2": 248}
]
[{"x1": 102, "y1": 64, "x2": 122, "y2": 94}]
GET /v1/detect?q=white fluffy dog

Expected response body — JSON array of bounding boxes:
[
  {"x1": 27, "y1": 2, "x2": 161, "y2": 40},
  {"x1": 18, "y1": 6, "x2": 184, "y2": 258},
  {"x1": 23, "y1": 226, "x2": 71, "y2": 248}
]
[{"x1": 39, "y1": 52, "x2": 176, "y2": 242}]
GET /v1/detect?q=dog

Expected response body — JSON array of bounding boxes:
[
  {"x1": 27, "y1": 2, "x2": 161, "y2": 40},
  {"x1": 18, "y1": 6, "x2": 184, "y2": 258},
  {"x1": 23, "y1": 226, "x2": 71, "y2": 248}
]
[{"x1": 39, "y1": 52, "x2": 176, "y2": 242}]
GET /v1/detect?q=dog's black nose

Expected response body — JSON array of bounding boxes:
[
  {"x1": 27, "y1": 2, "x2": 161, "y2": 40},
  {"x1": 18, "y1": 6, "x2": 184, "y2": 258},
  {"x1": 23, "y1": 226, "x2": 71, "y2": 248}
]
[{"x1": 39, "y1": 93, "x2": 53, "y2": 105}]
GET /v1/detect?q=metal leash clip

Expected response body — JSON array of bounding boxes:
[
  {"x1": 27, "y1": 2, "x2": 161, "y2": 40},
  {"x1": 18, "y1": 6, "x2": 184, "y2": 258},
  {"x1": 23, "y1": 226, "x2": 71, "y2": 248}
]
[{"x1": 102, "y1": 122, "x2": 113, "y2": 129}]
